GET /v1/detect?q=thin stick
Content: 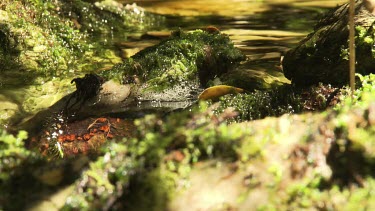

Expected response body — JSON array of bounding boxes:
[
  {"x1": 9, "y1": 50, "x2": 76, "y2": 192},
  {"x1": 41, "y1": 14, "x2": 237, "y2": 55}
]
[{"x1": 349, "y1": 0, "x2": 356, "y2": 98}]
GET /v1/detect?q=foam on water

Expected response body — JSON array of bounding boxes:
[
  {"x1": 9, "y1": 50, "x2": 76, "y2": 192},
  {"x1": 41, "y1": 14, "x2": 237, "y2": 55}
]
[{"x1": 134, "y1": 80, "x2": 202, "y2": 102}]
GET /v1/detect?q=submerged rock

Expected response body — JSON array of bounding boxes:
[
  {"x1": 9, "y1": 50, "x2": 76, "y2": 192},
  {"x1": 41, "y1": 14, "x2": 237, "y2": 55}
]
[{"x1": 282, "y1": 0, "x2": 375, "y2": 86}]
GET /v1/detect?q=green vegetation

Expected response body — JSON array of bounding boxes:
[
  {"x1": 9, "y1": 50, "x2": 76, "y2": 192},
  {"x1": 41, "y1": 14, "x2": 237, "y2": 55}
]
[
  {"x1": 0, "y1": 129, "x2": 43, "y2": 210},
  {"x1": 211, "y1": 86, "x2": 302, "y2": 122},
  {"x1": 100, "y1": 29, "x2": 246, "y2": 92},
  {"x1": 2, "y1": 74, "x2": 371, "y2": 210},
  {"x1": 1, "y1": 0, "x2": 375, "y2": 210},
  {"x1": 282, "y1": 3, "x2": 375, "y2": 86},
  {"x1": 0, "y1": 0, "x2": 164, "y2": 124},
  {"x1": 59, "y1": 74, "x2": 375, "y2": 210},
  {"x1": 0, "y1": 129, "x2": 32, "y2": 181},
  {"x1": 0, "y1": 0, "x2": 163, "y2": 80},
  {"x1": 2, "y1": 72, "x2": 375, "y2": 210}
]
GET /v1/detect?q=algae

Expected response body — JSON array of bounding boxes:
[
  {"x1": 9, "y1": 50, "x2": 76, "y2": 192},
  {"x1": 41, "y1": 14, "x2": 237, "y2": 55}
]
[{"x1": 211, "y1": 86, "x2": 302, "y2": 122}]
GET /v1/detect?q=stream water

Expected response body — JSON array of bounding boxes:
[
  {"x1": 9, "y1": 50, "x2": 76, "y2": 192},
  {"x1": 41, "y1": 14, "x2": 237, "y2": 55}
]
[
  {"x1": 119, "y1": 0, "x2": 346, "y2": 80},
  {"x1": 0, "y1": 0, "x2": 346, "y2": 130}
]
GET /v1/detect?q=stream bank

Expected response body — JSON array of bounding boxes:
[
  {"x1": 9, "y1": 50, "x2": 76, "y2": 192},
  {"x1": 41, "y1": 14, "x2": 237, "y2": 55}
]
[{"x1": 2, "y1": 0, "x2": 375, "y2": 210}]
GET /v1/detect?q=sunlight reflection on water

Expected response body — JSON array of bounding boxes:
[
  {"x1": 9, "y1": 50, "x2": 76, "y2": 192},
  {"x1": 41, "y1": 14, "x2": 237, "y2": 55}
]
[{"x1": 118, "y1": 0, "x2": 346, "y2": 79}]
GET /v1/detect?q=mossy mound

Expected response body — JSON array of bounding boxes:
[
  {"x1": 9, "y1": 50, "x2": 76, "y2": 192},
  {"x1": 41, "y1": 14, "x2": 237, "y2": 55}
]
[
  {"x1": 100, "y1": 29, "x2": 246, "y2": 93},
  {"x1": 54, "y1": 29, "x2": 247, "y2": 116}
]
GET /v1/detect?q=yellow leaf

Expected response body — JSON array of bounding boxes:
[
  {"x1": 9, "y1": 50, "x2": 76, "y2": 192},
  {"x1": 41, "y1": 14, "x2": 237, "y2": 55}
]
[{"x1": 198, "y1": 85, "x2": 244, "y2": 100}]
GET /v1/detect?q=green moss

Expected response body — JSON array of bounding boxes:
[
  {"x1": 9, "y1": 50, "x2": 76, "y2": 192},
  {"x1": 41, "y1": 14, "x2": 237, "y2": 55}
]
[
  {"x1": 62, "y1": 142, "x2": 135, "y2": 210},
  {"x1": 100, "y1": 30, "x2": 246, "y2": 92},
  {"x1": 264, "y1": 176, "x2": 375, "y2": 210},
  {"x1": 0, "y1": 0, "x2": 162, "y2": 82},
  {"x1": 0, "y1": 0, "x2": 166, "y2": 118},
  {"x1": 282, "y1": 5, "x2": 375, "y2": 86},
  {"x1": 211, "y1": 85, "x2": 302, "y2": 122},
  {"x1": 120, "y1": 168, "x2": 174, "y2": 211},
  {"x1": 3, "y1": 72, "x2": 375, "y2": 210},
  {"x1": 0, "y1": 129, "x2": 30, "y2": 181},
  {"x1": 0, "y1": 128, "x2": 44, "y2": 210},
  {"x1": 62, "y1": 101, "x2": 257, "y2": 209}
]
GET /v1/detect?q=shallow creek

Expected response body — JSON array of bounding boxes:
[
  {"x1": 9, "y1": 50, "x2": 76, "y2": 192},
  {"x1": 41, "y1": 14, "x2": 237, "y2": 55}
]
[
  {"x1": 0, "y1": 0, "x2": 346, "y2": 144},
  {"x1": 119, "y1": 0, "x2": 346, "y2": 80}
]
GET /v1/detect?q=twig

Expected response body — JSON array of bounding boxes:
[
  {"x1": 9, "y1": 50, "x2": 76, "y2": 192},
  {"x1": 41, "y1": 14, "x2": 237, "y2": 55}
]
[{"x1": 349, "y1": 0, "x2": 356, "y2": 98}]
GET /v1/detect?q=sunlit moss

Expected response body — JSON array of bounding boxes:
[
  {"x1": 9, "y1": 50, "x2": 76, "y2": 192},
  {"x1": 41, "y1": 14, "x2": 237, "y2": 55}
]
[
  {"x1": 100, "y1": 29, "x2": 246, "y2": 92},
  {"x1": 211, "y1": 85, "x2": 302, "y2": 122},
  {"x1": 0, "y1": 129, "x2": 30, "y2": 181},
  {"x1": 0, "y1": 0, "x2": 165, "y2": 119},
  {"x1": 264, "y1": 176, "x2": 375, "y2": 210},
  {"x1": 3, "y1": 73, "x2": 375, "y2": 210},
  {"x1": 62, "y1": 102, "x2": 256, "y2": 209}
]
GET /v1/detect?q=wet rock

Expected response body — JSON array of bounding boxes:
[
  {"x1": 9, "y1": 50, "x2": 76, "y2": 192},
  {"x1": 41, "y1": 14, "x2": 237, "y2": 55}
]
[
  {"x1": 282, "y1": 0, "x2": 375, "y2": 86},
  {"x1": 59, "y1": 29, "x2": 246, "y2": 115},
  {"x1": 100, "y1": 29, "x2": 246, "y2": 94}
]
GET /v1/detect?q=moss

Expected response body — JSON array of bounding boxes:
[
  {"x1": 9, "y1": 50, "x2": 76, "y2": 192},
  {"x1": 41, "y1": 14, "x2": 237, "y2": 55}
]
[
  {"x1": 1, "y1": 0, "x2": 146, "y2": 80},
  {"x1": 264, "y1": 176, "x2": 375, "y2": 210},
  {"x1": 120, "y1": 168, "x2": 174, "y2": 211},
  {"x1": 282, "y1": 3, "x2": 375, "y2": 86},
  {"x1": 0, "y1": 128, "x2": 43, "y2": 210},
  {"x1": 73, "y1": 0, "x2": 165, "y2": 34},
  {"x1": 211, "y1": 85, "x2": 302, "y2": 122},
  {"x1": 0, "y1": 0, "x2": 165, "y2": 120},
  {"x1": 3, "y1": 73, "x2": 375, "y2": 209},
  {"x1": 100, "y1": 29, "x2": 246, "y2": 92},
  {"x1": 61, "y1": 101, "x2": 256, "y2": 209},
  {"x1": 0, "y1": 129, "x2": 30, "y2": 181}
]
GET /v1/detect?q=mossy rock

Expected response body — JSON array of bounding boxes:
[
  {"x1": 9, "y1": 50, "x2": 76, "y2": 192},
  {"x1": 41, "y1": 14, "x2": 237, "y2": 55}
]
[
  {"x1": 100, "y1": 29, "x2": 246, "y2": 92},
  {"x1": 60, "y1": 29, "x2": 246, "y2": 115},
  {"x1": 0, "y1": 0, "x2": 166, "y2": 124},
  {"x1": 282, "y1": 0, "x2": 375, "y2": 86},
  {"x1": 0, "y1": 0, "x2": 163, "y2": 86}
]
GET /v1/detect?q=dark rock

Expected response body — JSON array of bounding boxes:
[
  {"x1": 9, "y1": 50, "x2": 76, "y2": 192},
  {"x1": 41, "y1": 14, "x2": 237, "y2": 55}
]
[{"x1": 282, "y1": 0, "x2": 375, "y2": 86}]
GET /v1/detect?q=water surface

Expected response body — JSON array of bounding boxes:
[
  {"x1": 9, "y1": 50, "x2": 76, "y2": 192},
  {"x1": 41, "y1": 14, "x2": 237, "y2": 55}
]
[{"x1": 120, "y1": 0, "x2": 346, "y2": 80}]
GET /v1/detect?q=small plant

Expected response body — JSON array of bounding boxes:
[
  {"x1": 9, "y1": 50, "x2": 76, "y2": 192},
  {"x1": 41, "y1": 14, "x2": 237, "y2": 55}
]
[{"x1": 0, "y1": 129, "x2": 30, "y2": 181}]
